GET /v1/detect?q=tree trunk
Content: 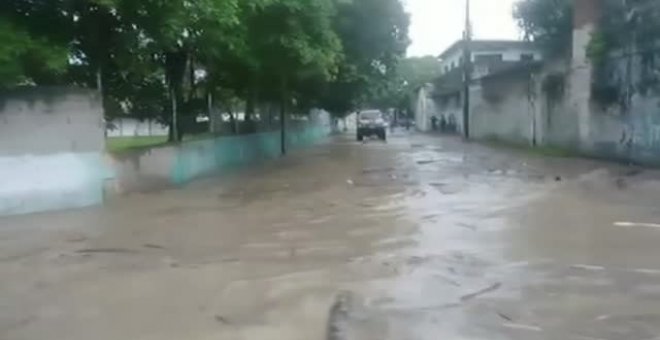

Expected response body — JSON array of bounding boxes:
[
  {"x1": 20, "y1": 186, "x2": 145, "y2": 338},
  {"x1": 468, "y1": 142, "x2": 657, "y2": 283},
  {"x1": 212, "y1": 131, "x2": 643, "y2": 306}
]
[
  {"x1": 188, "y1": 56, "x2": 196, "y2": 102},
  {"x1": 165, "y1": 51, "x2": 188, "y2": 143},
  {"x1": 170, "y1": 87, "x2": 179, "y2": 142},
  {"x1": 245, "y1": 88, "x2": 255, "y2": 122},
  {"x1": 228, "y1": 108, "x2": 237, "y2": 134},
  {"x1": 280, "y1": 77, "x2": 287, "y2": 155},
  {"x1": 96, "y1": 67, "x2": 103, "y2": 95},
  {"x1": 97, "y1": 67, "x2": 107, "y2": 137},
  {"x1": 207, "y1": 92, "x2": 214, "y2": 134},
  {"x1": 268, "y1": 104, "x2": 274, "y2": 130}
]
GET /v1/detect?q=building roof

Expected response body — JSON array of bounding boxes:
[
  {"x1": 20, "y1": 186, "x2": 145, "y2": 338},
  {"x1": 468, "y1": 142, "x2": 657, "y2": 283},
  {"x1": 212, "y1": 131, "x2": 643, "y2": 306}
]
[
  {"x1": 438, "y1": 40, "x2": 536, "y2": 60},
  {"x1": 432, "y1": 60, "x2": 543, "y2": 97}
]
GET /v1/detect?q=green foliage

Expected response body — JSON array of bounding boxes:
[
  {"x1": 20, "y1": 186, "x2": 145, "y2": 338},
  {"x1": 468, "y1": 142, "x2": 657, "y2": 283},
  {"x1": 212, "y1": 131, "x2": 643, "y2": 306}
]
[
  {"x1": 318, "y1": 0, "x2": 410, "y2": 117},
  {"x1": 0, "y1": 18, "x2": 67, "y2": 87},
  {"x1": 246, "y1": 0, "x2": 342, "y2": 85},
  {"x1": 586, "y1": 32, "x2": 608, "y2": 66},
  {"x1": 606, "y1": 0, "x2": 660, "y2": 50},
  {"x1": 0, "y1": 0, "x2": 411, "y2": 136},
  {"x1": 597, "y1": 0, "x2": 660, "y2": 94},
  {"x1": 399, "y1": 56, "x2": 443, "y2": 89},
  {"x1": 514, "y1": 0, "x2": 573, "y2": 56},
  {"x1": 106, "y1": 135, "x2": 168, "y2": 153},
  {"x1": 361, "y1": 56, "x2": 441, "y2": 114}
]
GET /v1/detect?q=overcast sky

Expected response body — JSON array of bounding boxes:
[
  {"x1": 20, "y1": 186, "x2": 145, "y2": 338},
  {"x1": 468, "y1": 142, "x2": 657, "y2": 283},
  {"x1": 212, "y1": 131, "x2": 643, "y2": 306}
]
[{"x1": 404, "y1": 0, "x2": 522, "y2": 57}]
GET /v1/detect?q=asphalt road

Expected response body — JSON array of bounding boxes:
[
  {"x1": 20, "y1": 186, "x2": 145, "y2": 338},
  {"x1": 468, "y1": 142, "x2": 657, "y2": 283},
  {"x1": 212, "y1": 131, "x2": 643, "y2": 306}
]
[{"x1": 2, "y1": 130, "x2": 660, "y2": 340}]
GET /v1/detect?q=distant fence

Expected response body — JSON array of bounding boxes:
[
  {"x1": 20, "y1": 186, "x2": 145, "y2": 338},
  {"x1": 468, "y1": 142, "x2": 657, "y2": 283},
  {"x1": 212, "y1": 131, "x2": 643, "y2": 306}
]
[
  {"x1": 107, "y1": 123, "x2": 330, "y2": 195},
  {"x1": 107, "y1": 118, "x2": 169, "y2": 137}
]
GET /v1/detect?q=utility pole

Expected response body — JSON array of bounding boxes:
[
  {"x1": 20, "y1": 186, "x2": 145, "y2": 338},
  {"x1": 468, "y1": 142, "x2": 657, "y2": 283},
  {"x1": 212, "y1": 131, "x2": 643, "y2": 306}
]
[{"x1": 462, "y1": 0, "x2": 472, "y2": 139}]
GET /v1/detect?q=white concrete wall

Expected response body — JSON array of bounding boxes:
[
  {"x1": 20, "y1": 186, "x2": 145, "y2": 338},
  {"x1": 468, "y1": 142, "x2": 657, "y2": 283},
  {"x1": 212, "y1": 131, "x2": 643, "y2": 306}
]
[
  {"x1": 0, "y1": 153, "x2": 107, "y2": 215},
  {"x1": 0, "y1": 88, "x2": 107, "y2": 216},
  {"x1": 343, "y1": 113, "x2": 357, "y2": 131},
  {"x1": 465, "y1": 1, "x2": 660, "y2": 165},
  {"x1": 570, "y1": 23, "x2": 597, "y2": 148},
  {"x1": 537, "y1": 59, "x2": 578, "y2": 148},
  {"x1": 470, "y1": 74, "x2": 536, "y2": 144},
  {"x1": 0, "y1": 88, "x2": 104, "y2": 155},
  {"x1": 467, "y1": 51, "x2": 660, "y2": 166},
  {"x1": 414, "y1": 84, "x2": 440, "y2": 132}
]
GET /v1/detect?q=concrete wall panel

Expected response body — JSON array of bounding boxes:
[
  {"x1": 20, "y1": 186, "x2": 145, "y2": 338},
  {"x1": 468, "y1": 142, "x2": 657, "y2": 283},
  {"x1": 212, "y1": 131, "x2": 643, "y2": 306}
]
[
  {"x1": 0, "y1": 88, "x2": 106, "y2": 216},
  {"x1": 0, "y1": 153, "x2": 107, "y2": 216},
  {"x1": 470, "y1": 72, "x2": 536, "y2": 144},
  {"x1": 0, "y1": 88, "x2": 104, "y2": 156}
]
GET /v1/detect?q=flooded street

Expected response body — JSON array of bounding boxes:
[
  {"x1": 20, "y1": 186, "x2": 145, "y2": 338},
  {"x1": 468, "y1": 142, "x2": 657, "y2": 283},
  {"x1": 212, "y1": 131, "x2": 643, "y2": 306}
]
[{"x1": 3, "y1": 131, "x2": 660, "y2": 340}]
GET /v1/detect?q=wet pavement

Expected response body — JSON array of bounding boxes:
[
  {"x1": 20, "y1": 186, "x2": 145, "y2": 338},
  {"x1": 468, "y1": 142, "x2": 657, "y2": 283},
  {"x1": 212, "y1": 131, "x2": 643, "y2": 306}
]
[{"x1": 2, "y1": 131, "x2": 660, "y2": 340}]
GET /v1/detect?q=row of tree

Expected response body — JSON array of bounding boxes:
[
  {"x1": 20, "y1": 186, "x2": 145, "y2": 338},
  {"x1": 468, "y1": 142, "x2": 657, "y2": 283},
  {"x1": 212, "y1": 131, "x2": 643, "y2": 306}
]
[
  {"x1": 514, "y1": 0, "x2": 660, "y2": 62},
  {"x1": 515, "y1": 0, "x2": 660, "y2": 106},
  {"x1": 1, "y1": 0, "x2": 410, "y2": 142}
]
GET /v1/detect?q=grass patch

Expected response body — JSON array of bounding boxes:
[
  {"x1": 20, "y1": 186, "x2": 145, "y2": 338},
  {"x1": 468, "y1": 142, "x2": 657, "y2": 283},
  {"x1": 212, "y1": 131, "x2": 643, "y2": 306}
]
[
  {"x1": 106, "y1": 135, "x2": 168, "y2": 153},
  {"x1": 106, "y1": 133, "x2": 223, "y2": 153},
  {"x1": 106, "y1": 130, "x2": 276, "y2": 153}
]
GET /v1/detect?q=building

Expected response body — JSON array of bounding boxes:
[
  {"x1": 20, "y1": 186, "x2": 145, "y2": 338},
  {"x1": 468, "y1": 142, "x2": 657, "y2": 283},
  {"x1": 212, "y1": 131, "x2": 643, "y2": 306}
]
[
  {"x1": 414, "y1": 40, "x2": 543, "y2": 133},
  {"x1": 439, "y1": 40, "x2": 542, "y2": 78},
  {"x1": 413, "y1": 83, "x2": 440, "y2": 132}
]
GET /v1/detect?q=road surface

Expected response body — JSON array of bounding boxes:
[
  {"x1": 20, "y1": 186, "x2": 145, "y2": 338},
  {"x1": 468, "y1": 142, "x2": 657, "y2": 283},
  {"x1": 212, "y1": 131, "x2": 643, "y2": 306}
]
[{"x1": 2, "y1": 131, "x2": 660, "y2": 340}]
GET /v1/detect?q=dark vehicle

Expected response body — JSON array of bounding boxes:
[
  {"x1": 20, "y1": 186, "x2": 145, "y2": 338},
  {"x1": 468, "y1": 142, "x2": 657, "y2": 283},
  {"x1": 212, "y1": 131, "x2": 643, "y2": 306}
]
[{"x1": 357, "y1": 110, "x2": 387, "y2": 141}]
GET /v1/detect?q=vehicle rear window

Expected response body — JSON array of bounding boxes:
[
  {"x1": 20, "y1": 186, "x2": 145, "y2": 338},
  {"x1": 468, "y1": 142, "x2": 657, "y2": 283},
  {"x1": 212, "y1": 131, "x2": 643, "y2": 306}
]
[{"x1": 360, "y1": 111, "x2": 382, "y2": 120}]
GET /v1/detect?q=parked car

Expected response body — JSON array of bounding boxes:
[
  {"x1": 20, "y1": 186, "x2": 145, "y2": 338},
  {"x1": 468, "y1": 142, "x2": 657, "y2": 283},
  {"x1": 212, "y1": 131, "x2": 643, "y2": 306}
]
[{"x1": 357, "y1": 110, "x2": 387, "y2": 141}]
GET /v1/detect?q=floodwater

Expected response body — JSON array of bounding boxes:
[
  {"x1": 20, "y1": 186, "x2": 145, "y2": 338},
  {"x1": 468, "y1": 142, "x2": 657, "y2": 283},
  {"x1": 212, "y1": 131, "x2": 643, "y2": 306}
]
[{"x1": 2, "y1": 131, "x2": 660, "y2": 340}]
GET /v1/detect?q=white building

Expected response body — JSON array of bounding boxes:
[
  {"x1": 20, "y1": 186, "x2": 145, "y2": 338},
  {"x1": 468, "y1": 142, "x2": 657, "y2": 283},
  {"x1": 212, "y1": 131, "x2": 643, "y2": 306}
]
[
  {"x1": 414, "y1": 40, "x2": 543, "y2": 133},
  {"x1": 439, "y1": 40, "x2": 542, "y2": 78},
  {"x1": 414, "y1": 84, "x2": 440, "y2": 132}
]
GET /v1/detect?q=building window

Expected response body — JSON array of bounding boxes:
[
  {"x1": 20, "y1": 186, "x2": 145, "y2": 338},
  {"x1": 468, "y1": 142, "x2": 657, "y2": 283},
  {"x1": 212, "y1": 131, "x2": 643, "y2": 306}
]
[
  {"x1": 474, "y1": 54, "x2": 503, "y2": 64},
  {"x1": 520, "y1": 53, "x2": 535, "y2": 61}
]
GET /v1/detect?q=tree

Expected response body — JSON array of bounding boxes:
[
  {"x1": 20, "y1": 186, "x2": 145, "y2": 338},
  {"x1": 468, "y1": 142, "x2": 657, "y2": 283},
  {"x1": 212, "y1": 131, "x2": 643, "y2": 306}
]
[
  {"x1": 0, "y1": 0, "x2": 413, "y2": 148},
  {"x1": 318, "y1": 0, "x2": 410, "y2": 118},
  {"x1": 0, "y1": 2, "x2": 70, "y2": 87},
  {"x1": 514, "y1": 0, "x2": 573, "y2": 56},
  {"x1": 515, "y1": 0, "x2": 660, "y2": 103},
  {"x1": 399, "y1": 56, "x2": 443, "y2": 90},
  {"x1": 102, "y1": 0, "x2": 243, "y2": 141},
  {"x1": 368, "y1": 56, "x2": 443, "y2": 115},
  {"x1": 590, "y1": 0, "x2": 660, "y2": 101},
  {"x1": 240, "y1": 0, "x2": 342, "y2": 153}
]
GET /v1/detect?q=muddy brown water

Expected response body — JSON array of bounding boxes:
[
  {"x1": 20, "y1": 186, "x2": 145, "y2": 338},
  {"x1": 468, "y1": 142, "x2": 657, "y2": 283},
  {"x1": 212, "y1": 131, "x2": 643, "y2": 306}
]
[{"x1": 2, "y1": 131, "x2": 660, "y2": 339}]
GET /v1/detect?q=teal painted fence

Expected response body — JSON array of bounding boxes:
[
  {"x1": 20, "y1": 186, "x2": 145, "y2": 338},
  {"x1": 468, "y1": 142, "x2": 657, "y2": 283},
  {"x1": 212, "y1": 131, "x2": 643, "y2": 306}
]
[{"x1": 170, "y1": 124, "x2": 329, "y2": 184}]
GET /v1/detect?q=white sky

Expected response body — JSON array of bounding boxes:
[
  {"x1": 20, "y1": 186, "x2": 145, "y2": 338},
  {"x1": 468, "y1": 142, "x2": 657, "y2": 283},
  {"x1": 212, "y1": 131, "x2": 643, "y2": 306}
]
[{"x1": 404, "y1": 0, "x2": 522, "y2": 57}]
